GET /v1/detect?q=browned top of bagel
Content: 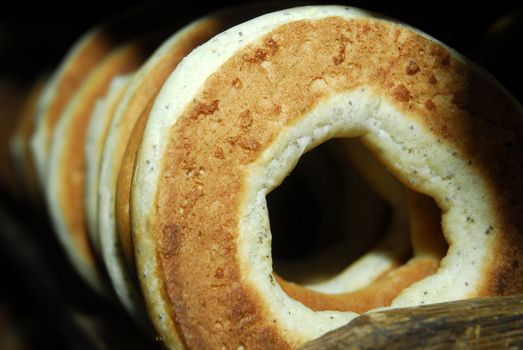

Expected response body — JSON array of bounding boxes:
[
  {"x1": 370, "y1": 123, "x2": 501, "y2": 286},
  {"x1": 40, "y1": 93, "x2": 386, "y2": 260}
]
[{"x1": 136, "y1": 11, "x2": 523, "y2": 349}]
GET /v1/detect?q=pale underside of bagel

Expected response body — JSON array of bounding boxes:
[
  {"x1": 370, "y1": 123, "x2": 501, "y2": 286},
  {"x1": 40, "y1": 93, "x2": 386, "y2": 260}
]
[
  {"x1": 46, "y1": 43, "x2": 147, "y2": 293},
  {"x1": 132, "y1": 6, "x2": 523, "y2": 349},
  {"x1": 85, "y1": 74, "x2": 131, "y2": 254}
]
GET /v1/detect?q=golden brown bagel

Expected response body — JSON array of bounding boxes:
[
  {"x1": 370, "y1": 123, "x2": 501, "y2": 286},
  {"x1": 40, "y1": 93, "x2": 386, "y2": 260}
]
[{"x1": 132, "y1": 5, "x2": 523, "y2": 349}]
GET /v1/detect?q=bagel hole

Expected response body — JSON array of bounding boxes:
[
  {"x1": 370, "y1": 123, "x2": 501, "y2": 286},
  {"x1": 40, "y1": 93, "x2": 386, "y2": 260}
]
[
  {"x1": 269, "y1": 138, "x2": 393, "y2": 284},
  {"x1": 268, "y1": 137, "x2": 448, "y2": 312}
]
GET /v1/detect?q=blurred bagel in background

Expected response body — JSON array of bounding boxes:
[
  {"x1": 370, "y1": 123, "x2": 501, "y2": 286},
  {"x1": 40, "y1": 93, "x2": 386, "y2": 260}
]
[{"x1": 31, "y1": 2, "x2": 214, "y2": 299}]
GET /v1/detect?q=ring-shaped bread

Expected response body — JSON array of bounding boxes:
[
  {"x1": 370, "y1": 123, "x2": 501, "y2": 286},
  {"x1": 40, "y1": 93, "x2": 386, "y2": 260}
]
[{"x1": 132, "y1": 5, "x2": 523, "y2": 349}]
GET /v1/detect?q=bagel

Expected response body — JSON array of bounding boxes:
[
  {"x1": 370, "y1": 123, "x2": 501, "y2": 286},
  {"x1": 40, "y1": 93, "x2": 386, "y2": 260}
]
[
  {"x1": 85, "y1": 74, "x2": 131, "y2": 253},
  {"x1": 31, "y1": 27, "x2": 114, "y2": 189},
  {"x1": 126, "y1": 102, "x2": 425, "y2": 313},
  {"x1": 131, "y1": 5, "x2": 523, "y2": 349}
]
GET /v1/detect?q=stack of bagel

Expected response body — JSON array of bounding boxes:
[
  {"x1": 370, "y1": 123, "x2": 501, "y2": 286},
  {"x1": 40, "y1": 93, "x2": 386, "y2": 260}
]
[{"x1": 2, "y1": 3, "x2": 523, "y2": 349}]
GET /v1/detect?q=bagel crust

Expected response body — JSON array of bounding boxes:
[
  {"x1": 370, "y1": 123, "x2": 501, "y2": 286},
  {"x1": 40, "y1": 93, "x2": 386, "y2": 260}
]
[{"x1": 133, "y1": 6, "x2": 523, "y2": 349}]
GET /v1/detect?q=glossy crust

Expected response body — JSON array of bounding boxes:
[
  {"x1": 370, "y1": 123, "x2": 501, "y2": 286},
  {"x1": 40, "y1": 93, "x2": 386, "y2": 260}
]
[{"x1": 133, "y1": 6, "x2": 523, "y2": 349}]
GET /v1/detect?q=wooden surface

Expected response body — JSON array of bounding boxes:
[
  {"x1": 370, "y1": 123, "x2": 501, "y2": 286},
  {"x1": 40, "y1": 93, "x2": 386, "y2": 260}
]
[{"x1": 301, "y1": 294, "x2": 523, "y2": 349}]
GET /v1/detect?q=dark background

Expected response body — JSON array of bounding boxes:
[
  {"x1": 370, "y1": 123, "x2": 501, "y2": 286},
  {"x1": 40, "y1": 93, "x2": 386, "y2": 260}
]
[{"x1": 1, "y1": 1, "x2": 522, "y2": 349}]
